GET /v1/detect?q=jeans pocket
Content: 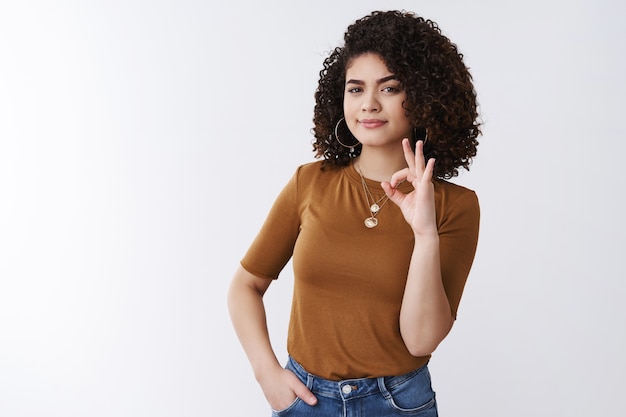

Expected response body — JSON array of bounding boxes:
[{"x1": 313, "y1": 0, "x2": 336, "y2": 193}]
[
  {"x1": 382, "y1": 365, "x2": 437, "y2": 415},
  {"x1": 271, "y1": 395, "x2": 302, "y2": 416},
  {"x1": 271, "y1": 359, "x2": 312, "y2": 416}
]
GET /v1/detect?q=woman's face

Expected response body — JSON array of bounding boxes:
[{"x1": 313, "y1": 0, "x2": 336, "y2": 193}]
[{"x1": 343, "y1": 53, "x2": 411, "y2": 150}]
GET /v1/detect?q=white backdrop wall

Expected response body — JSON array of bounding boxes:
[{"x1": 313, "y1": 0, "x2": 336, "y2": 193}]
[{"x1": 1, "y1": 1, "x2": 624, "y2": 416}]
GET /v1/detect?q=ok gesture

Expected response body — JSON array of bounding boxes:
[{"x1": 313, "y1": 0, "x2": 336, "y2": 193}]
[{"x1": 381, "y1": 139, "x2": 437, "y2": 236}]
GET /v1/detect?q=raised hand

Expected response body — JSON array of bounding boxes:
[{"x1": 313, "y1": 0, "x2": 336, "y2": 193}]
[{"x1": 381, "y1": 139, "x2": 438, "y2": 236}]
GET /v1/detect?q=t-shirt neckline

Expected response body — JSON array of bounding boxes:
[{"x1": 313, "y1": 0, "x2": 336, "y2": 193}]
[{"x1": 344, "y1": 160, "x2": 414, "y2": 194}]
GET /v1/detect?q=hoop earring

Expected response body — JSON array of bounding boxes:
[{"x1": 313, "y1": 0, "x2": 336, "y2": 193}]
[{"x1": 334, "y1": 118, "x2": 360, "y2": 152}]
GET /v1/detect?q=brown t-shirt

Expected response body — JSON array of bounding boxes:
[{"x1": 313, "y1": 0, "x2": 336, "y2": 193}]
[{"x1": 241, "y1": 160, "x2": 480, "y2": 381}]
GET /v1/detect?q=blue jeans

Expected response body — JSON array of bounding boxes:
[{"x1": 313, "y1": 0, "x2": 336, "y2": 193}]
[{"x1": 271, "y1": 356, "x2": 438, "y2": 417}]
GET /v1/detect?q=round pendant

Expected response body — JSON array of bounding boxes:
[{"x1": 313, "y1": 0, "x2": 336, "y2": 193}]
[
  {"x1": 364, "y1": 217, "x2": 378, "y2": 228},
  {"x1": 370, "y1": 203, "x2": 380, "y2": 213}
]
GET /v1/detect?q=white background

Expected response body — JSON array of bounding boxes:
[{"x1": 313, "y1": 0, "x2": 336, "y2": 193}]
[{"x1": 1, "y1": 1, "x2": 625, "y2": 416}]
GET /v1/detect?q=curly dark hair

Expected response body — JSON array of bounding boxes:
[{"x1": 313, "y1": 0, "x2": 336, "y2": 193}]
[{"x1": 312, "y1": 10, "x2": 481, "y2": 179}]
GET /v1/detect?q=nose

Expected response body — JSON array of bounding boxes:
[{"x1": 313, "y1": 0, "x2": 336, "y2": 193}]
[{"x1": 361, "y1": 92, "x2": 380, "y2": 112}]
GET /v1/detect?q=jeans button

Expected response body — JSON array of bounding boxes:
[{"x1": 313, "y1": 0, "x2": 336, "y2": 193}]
[{"x1": 342, "y1": 385, "x2": 352, "y2": 395}]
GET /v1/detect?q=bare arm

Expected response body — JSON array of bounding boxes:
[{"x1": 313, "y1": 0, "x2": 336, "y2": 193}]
[
  {"x1": 382, "y1": 139, "x2": 454, "y2": 357},
  {"x1": 227, "y1": 265, "x2": 317, "y2": 409},
  {"x1": 399, "y1": 234, "x2": 453, "y2": 356}
]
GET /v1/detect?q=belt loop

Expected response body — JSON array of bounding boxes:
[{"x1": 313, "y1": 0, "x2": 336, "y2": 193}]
[
  {"x1": 377, "y1": 377, "x2": 392, "y2": 400},
  {"x1": 306, "y1": 372, "x2": 314, "y2": 390}
]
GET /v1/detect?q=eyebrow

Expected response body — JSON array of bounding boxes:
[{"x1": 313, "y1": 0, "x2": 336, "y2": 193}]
[{"x1": 345, "y1": 75, "x2": 398, "y2": 86}]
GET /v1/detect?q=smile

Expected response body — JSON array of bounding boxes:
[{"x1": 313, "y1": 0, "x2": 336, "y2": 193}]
[{"x1": 359, "y1": 119, "x2": 387, "y2": 128}]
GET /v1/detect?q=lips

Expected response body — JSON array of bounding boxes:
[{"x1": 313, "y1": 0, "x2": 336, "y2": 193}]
[{"x1": 359, "y1": 119, "x2": 387, "y2": 128}]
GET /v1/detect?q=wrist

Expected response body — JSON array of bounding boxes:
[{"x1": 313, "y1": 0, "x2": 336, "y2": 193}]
[
  {"x1": 253, "y1": 358, "x2": 283, "y2": 384},
  {"x1": 413, "y1": 230, "x2": 439, "y2": 242}
]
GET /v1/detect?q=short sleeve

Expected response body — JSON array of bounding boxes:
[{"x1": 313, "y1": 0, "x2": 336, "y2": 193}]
[
  {"x1": 438, "y1": 190, "x2": 480, "y2": 318},
  {"x1": 240, "y1": 167, "x2": 302, "y2": 279}
]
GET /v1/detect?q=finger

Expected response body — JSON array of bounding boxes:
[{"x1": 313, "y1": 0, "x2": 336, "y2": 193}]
[
  {"x1": 413, "y1": 140, "x2": 426, "y2": 174},
  {"x1": 402, "y1": 138, "x2": 416, "y2": 173},
  {"x1": 290, "y1": 379, "x2": 317, "y2": 406},
  {"x1": 422, "y1": 158, "x2": 435, "y2": 184},
  {"x1": 381, "y1": 181, "x2": 407, "y2": 207},
  {"x1": 388, "y1": 167, "x2": 413, "y2": 188}
]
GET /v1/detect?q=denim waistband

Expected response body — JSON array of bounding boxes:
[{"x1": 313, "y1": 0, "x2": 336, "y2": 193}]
[{"x1": 286, "y1": 356, "x2": 428, "y2": 401}]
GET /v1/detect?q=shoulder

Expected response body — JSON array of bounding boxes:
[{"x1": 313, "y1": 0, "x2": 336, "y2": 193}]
[
  {"x1": 433, "y1": 180, "x2": 480, "y2": 234},
  {"x1": 434, "y1": 179, "x2": 478, "y2": 205},
  {"x1": 285, "y1": 160, "x2": 346, "y2": 202},
  {"x1": 292, "y1": 160, "x2": 344, "y2": 185},
  {"x1": 294, "y1": 160, "x2": 339, "y2": 177},
  {"x1": 433, "y1": 180, "x2": 480, "y2": 224},
  {"x1": 294, "y1": 160, "x2": 325, "y2": 177}
]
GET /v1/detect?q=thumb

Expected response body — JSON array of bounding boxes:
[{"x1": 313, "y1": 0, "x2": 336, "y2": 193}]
[
  {"x1": 291, "y1": 380, "x2": 317, "y2": 406},
  {"x1": 381, "y1": 181, "x2": 406, "y2": 207}
]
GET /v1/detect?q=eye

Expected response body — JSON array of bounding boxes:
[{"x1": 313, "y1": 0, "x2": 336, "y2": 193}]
[
  {"x1": 347, "y1": 87, "x2": 362, "y2": 93},
  {"x1": 382, "y1": 86, "x2": 400, "y2": 93}
]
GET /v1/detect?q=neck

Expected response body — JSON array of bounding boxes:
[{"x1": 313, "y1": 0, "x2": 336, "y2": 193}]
[{"x1": 355, "y1": 145, "x2": 407, "y2": 182}]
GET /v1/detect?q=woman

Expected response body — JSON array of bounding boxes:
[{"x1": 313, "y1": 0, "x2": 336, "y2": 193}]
[{"x1": 228, "y1": 10, "x2": 481, "y2": 416}]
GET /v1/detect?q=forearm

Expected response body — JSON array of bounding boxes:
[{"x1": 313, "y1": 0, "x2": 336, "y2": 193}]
[
  {"x1": 227, "y1": 267, "x2": 318, "y2": 408},
  {"x1": 399, "y1": 233, "x2": 453, "y2": 357},
  {"x1": 227, "y1": 272, "x2": 281, "y2": 380}
]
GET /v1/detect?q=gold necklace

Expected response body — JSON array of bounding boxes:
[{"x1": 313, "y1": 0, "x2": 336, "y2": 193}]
[{"x1": 357, "y1": 168, "x2": 390, "y2": 228}]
